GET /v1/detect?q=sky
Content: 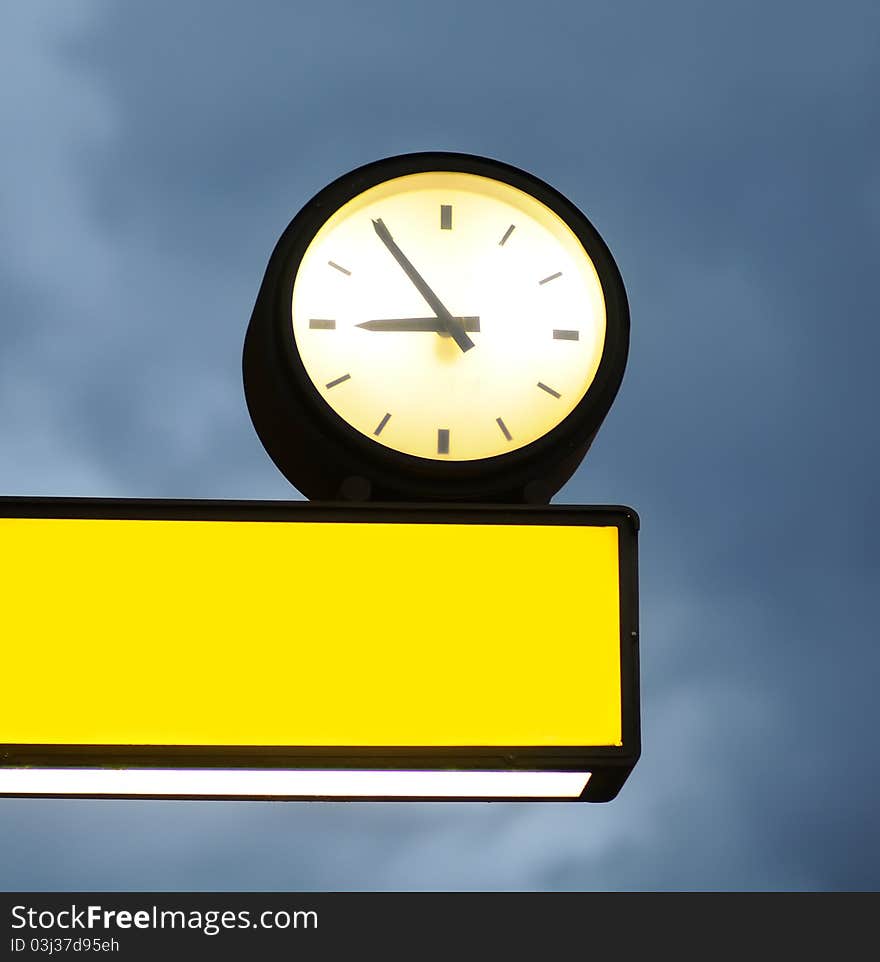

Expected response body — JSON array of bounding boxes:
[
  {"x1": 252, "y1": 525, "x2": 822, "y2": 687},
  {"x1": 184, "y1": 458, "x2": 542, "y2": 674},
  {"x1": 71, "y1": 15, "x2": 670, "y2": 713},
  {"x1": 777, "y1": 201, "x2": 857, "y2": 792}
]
[{"x1": 1, "y1": 0, "x2": 879, "y2": 890}]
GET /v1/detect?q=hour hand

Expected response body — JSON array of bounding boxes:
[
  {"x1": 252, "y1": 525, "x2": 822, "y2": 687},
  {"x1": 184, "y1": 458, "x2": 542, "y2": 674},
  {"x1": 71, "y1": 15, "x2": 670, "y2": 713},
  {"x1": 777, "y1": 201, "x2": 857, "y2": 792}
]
[{"x1": 357, "y1": 316, "x2": 480, "y2": 333}]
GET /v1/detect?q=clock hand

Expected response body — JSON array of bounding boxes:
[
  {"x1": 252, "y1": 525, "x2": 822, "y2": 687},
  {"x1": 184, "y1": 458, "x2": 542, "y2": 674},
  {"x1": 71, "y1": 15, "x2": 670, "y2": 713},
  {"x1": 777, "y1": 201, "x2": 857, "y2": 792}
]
[
  {"x1": 357, "y1": 316, "x2": 480, "y2": 332},
  {"x1": 371, "y1": 218, "x2": 475, "y2": 353}
]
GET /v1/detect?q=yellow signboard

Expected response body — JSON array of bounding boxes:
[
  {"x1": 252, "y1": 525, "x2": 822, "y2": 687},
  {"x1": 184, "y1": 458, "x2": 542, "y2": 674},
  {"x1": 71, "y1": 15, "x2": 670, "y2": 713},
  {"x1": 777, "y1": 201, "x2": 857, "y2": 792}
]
[{"x1": 0, "y1": 499, "x2": 639, "y2": 801}]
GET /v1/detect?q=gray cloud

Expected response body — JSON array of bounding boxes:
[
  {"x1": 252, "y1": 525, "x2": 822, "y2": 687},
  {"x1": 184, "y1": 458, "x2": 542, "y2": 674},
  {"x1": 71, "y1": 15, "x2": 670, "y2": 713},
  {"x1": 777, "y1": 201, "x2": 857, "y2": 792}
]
[{"x1": 1, "y1": 0, "x2": 878, "y2": 890}]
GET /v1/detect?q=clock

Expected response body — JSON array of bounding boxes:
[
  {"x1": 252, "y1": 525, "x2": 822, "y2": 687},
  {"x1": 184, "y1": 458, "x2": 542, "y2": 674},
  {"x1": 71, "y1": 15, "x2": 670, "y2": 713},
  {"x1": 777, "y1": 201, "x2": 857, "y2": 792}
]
[{"x1": 243, "y1": 152, "x2": 629, "y2": 503}]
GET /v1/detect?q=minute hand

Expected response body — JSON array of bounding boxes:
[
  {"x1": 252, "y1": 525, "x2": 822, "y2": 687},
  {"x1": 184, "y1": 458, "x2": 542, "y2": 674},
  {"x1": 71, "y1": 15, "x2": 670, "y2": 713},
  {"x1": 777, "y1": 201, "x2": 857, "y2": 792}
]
[{"x1": 371, "y1": 218, "x2": 475, "y2": 353}]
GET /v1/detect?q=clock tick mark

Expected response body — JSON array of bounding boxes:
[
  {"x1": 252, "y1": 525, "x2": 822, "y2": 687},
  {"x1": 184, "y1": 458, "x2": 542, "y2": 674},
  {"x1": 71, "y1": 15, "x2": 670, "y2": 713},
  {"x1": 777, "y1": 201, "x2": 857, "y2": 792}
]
[
  {"x1": 539, "y1": 271, "x2": 562, "y2": 285},
  {"x1": 499, "y1": 224, "x2": 515, "y2": 246},
  {"x1": 328, "y1": 261, "x2": 351, "y2": 276},
  {"x1": 309, "y1": 319, "x2": 336, "y2": 330},
  {"x1": 553, "y1": 329, "x2": 579, "y2": 340},
  {"x1": 537, "y1": 382, "x2": 561, "y2": 399},
  {"x1": 374, "y1": 412, "x2": 391, "y2": 436},
  {"x1": 326, "y1": 373, "x2": 351, "y2": 389},
  {"x1": 437, "y1": 429, "x2": 450, "y2": 455},
  {"x1": 496, "y1": 417, "x2": 513, "y2": 441},
  {"x1": 440, "y1": 205, "x2": 452, "y2": 230}
]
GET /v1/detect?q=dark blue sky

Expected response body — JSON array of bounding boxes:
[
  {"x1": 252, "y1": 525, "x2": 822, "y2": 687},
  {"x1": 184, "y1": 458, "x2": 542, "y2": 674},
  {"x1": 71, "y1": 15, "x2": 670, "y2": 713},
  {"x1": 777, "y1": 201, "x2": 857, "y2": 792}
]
[{"x1": 2, "y1": 1, "x2": 879, "y2": 889}]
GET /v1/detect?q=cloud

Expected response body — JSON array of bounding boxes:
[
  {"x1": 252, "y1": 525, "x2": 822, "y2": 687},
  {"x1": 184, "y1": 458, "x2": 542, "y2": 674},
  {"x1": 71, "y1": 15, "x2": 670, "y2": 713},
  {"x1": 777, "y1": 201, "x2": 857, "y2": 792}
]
[{"x1": 1, "y1": 0, "x2": 878, "y2": 890}]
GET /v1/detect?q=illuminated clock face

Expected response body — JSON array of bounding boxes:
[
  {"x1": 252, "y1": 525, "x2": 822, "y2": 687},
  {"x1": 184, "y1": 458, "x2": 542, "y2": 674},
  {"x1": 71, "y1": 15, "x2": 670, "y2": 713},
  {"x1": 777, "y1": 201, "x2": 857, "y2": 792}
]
[{"x1": 290, "y1": 171, "x2": 607, "y2": 461}]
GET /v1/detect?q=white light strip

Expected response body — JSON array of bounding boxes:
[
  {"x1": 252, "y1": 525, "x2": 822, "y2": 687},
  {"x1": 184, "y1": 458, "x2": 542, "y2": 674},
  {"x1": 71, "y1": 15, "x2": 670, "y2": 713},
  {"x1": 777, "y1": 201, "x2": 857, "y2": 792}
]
[{"x1": 0, "y1": 768, "x2": 590, "y2": 799}]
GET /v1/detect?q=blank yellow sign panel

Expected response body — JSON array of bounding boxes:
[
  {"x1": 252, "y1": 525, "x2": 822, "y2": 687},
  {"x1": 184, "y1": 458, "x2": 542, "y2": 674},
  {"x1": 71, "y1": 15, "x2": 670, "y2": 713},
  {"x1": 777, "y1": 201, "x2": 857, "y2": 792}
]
[{"x1": 0, "y1": 518, "x2": 622, "y2": 747}]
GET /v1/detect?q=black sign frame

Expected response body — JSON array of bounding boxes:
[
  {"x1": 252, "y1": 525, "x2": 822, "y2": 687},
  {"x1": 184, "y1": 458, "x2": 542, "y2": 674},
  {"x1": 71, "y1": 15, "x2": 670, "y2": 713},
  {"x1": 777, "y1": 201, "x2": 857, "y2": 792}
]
[{"x1": 0, "y1": 498, "x2": 640, "y2": 802}]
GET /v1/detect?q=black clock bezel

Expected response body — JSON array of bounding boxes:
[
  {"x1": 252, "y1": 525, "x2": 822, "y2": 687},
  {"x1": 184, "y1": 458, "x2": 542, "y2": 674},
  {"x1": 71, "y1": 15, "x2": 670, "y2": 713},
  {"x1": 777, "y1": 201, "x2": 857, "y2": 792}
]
[{"x1": 243, "y1": 151, "x2": 629, "y2": 502}]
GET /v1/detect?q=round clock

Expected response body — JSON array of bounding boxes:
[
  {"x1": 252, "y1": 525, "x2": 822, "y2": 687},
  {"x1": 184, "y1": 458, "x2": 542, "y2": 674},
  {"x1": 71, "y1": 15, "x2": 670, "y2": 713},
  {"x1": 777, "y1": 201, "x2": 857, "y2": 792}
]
[{"x1": 243, "y1": 152, "x2": 629, "y2": 503}]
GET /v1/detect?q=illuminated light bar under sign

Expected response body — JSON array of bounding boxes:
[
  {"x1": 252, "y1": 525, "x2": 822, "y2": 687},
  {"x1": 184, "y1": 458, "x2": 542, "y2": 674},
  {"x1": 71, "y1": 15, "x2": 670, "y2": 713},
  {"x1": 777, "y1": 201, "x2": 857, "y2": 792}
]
[
  {"x1": 0, "y1": 498, "x2": 640, "y2": 802},
  {"x1": 0, "y1": 769, "x2": 591, "y2": 800}
]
